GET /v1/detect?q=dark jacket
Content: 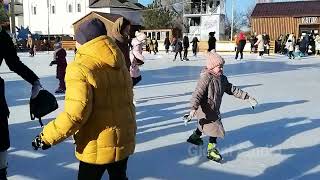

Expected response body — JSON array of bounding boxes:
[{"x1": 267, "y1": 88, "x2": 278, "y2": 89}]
[
  {"x1": 191, "y1": 37, "x2": 199, "y2": 50},
  {"x1": 208, "y1": 36, "x2": 216, "y2": 51},
  {"x1": 175, "y1": 40, "x2": 183, "y2": 52},
  {"x1": 183, "y1": 36, "x2": 189, "y2": 49},
  {"x1": 51, "y1": 48, "x2": 67, "y2": 79},
  {"x1": 0, "y1": 28, "x2": 39, "y2": 151},
  {"x1": 164, "y1": 37, "x2": 170, "y2": 49}
]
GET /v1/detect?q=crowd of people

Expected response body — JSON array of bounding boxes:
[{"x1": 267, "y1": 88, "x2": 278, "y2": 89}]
[{"x1": 275, "y1": 32, "x2": 320, "y2": 58}]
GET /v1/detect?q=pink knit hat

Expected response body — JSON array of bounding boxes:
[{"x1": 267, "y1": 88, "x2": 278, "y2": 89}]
[{"x1": 206, "y1": 50, "x2": 225, "y2": 69}]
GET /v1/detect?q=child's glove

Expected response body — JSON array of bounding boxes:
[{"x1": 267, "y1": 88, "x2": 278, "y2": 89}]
[
  {"x1": 183, "y1": 110, "x2": 196, "y2": 126},
  {"x1": 32, "y1": 135, "x2": 51, "y2": 150},
  {"x1": 246, "y1": 96, "x2": 258, "y2": 109}
]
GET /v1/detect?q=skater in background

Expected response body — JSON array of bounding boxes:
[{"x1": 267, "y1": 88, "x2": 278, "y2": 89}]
[
  {"x1": 315, "y1": 34, "x2": 320, "y2": 56},
  {"x1": 26, "y1": 34, "x2": 35, "y2": 57},
  {"x1": 31, "y1": 18, "x2": 136, "y2": 180},
  {"x1": 173, "y1": 38, "x2": 183, "y2": 61},
  {"x1": 183, "y1": 35, "x2": 190, "y2": 61},
  {"x1": 235, "y1": 32, "x2": 246, "y2": 60},
  {"x1": 130, "y1": 31, "x2": 146, "y2": 87},
  {"x1": 185, "y1": 50, "x2": 258, "y2": 162},
  {"x1": 164, "y1": 35, "x2": 171, "y2": 53},
  {"x1": 255, "y1": 34, "x2": 265, "y2": 58},
  {"x1": 1, "y1": 24, "x2": 42, "y2": 180},
  {"x1": 249, "y1": 33, "x2": 258, "y2": 53},
  {"x1": 263, "y1": 33, "x2": 270, "y2": 56},
  {"x1": 286, "y1": 39, "x2": 295, "y2": 59},
  {"x1": 154, "y1": 38, "x2": 158, "y2": 54},
  {"x1": 208, "y1": 32, "x2": 216, "y2": 52},
  {"x1": 191, "y1": 36, "x2": 199, "y2": 56},
  {"x1": 111, "y1": 17, "x2": 131, "y2": 70},
  {"x1": 50, "y1": 42, "x2": 67, "y2": 93}
]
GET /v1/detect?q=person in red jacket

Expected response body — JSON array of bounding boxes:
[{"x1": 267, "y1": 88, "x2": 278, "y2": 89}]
[{"x1": 50, "y1": 42, "x2": 67, "y2": 93}]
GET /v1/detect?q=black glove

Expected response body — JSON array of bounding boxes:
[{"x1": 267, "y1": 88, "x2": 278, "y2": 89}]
[{"x1": 32, "y1": 135, "x2": 51, "y2": 150}]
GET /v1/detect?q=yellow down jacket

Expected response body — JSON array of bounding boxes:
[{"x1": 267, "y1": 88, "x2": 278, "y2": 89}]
[{"x1": 40, "y1": 35, "x2": 136, "y2": 165}]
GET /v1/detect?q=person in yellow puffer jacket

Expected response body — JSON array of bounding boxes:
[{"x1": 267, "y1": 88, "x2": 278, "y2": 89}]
[{"x1": 31, "y1": 18, "x2": 136, "y2": 180}]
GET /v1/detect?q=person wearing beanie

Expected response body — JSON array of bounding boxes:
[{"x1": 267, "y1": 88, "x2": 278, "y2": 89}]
[
  {"x1": 184, "y1": 50, "x2": 258, "y2": 162},
  {"x1": 111, "y1": 17, "x2": 131, "y2": 71},
  {"x1": 130, "y1": 31, "x2": 146, "y2": 88},
  {"x1": 50, "y1": 42, "x2": 67, "y2": 93},
  {"x1": 32, "y1": 18, "x2": 136, "y2": 180}
]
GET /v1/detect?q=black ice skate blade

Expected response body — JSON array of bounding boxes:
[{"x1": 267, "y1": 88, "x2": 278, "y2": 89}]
[
  {"x1": 186, "y1": 139, "x2": 203, "y2": 146},
  {"x1": 207, "y1": 156, "x2": 223, "y2": 164}
]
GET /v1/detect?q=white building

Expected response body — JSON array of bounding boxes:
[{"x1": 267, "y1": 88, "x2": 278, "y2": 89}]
[
  {"x1": 22, "y1": 0, "x2": 142, "y2": 36},
  {"x1": 183, "y1": 0, "x2": 225, "y2": 41}
]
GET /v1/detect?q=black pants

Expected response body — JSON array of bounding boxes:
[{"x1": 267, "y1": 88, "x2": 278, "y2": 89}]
[
  {"x1": 195, "y1": 128, "x2": 217, "y2": 144},
  {"x1": 29, "y1": 46, "x2": 34, "y2": 56},
  {"x1": 235, "y1": 48, "x2": 244, "y2": 59},
  {"x1": 174, "y1": 51, "x2": 182, "y2": 60},
  {"x1": 132, "y1": 76, "x2": 141, "y2": 87},
  {"x1": 288, "y1": 51, "x2": 295, "y2": 59},
  {"x1": 183, "y1": 48, "x2": 188, "y2": 59},
  {"x1": 192, "y1": 47, "x2": 197, "y2": 56},
  {"x1": 78, "y1": 157, "x2": 129, "y2": 180},
  {"x1": 259, "y1": 51, "x2": 264, "y2": 56}
]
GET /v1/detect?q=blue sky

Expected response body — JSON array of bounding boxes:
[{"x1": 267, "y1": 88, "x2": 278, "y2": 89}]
[{"x1": 138, "y1": 0, "x2": 256, "y2": 17}]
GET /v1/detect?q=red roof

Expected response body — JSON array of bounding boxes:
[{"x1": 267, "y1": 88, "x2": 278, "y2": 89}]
[{"x1": 251, "y1": 1, "x2": 320, "y2": 18}]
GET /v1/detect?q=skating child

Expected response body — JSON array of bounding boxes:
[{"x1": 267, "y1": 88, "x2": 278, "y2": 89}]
[
  {"x1": 130, "y1": 31, "x2": 146, "y2": 87},
  {"x1": 185, "y1": 50, "x2": 258, "y2": 162},
  {"x1": 286, "y1": 39, "x2": 295, "y2": 59},
  {"x1": 50, "y1": 42, "x2": 67, "y2": 93}
]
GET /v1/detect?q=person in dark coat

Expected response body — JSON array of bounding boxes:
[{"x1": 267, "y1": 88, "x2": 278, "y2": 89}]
[
  {"x1": 191, "y1": 36, "x2": 199, "y2": 56},
  {"x1": 50, "y1": 42, "x2": 67, "y2": 94},
  {"x1": 0, "y1": 25, "x2": 42, "y2": 180},
  {"x1": 183, "y1": 36, "x2": 190, "y2": 61},
  {"x1": 111, "y1": 17, "x2": 131, "y2": 71},
  {"x1": 173, "y1": 38, "x2": 183, "y2": 61},
  {"x1": 164, "y1": 35, "x2": 170, "y2": 53},
  {"x1": 300, "y1": 35, "x2": 309, "y2": 56},
  {"x1": 249, "y1": 33, "x2": 258, "y2": 53},
  {"x1": 208, "y1": 32, "x2": 216, "y2": 52},
  {"x1": 235, "y1": 32, "x2": 246, "y2": 60}
]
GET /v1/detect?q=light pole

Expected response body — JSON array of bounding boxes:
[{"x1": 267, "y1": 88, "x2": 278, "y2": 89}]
[
  {"x1": 230, "y1": 0, "x2": 235, "y2": 41},
  {"x1": 47, "y1": 0, "x2": 50, "y2": 53},
  {"x1": 9, "y1": 0, "x2": 15, "y2": 35}
]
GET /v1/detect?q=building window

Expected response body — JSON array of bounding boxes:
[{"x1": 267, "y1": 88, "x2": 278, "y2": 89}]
[
  {"x1": 77, "y1": 4, "x2": 81, "y2": 12},
  {"x1": 51, "y1": 5, "x2": 56, "y2": 14},
  {"x1": 190, "y1": 17, "x2": 200, "y2": 26},
  {"x1": 32, "y1": 6, "x2": 37, "y2": 15},
  {"x1": 157, "y1": 32, "x2": 160, "y2": 40},
  {"x1": 152, "y1": 32, "x2": 155, "y2": 39},
  {"x1": 68, "y1": 4, "x2": 73, "y2": 13}
]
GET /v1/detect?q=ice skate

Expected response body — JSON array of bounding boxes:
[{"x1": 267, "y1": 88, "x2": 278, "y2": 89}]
[
  {"x1": 207, "y1": 143, "x2": 222, "y2": 163},
  {"x1": 187, "y1": 131, "x2": 203, "y2": 146}
]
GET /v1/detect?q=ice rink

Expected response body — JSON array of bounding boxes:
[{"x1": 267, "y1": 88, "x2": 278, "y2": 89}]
[{"x1": 1, "y1": 51, "x2": 320, "y2": 180}]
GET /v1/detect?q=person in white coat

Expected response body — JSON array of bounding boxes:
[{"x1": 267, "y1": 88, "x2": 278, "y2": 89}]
[
  {"x1": 254, "y1": 34, "x2": 265, "y2": 58},
  {"x1": 315, "y1": 35, "x2": 320, "y2": 56},
  {"x1": 130, "y1": 31, "x2": 146, "y2": 87}
]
